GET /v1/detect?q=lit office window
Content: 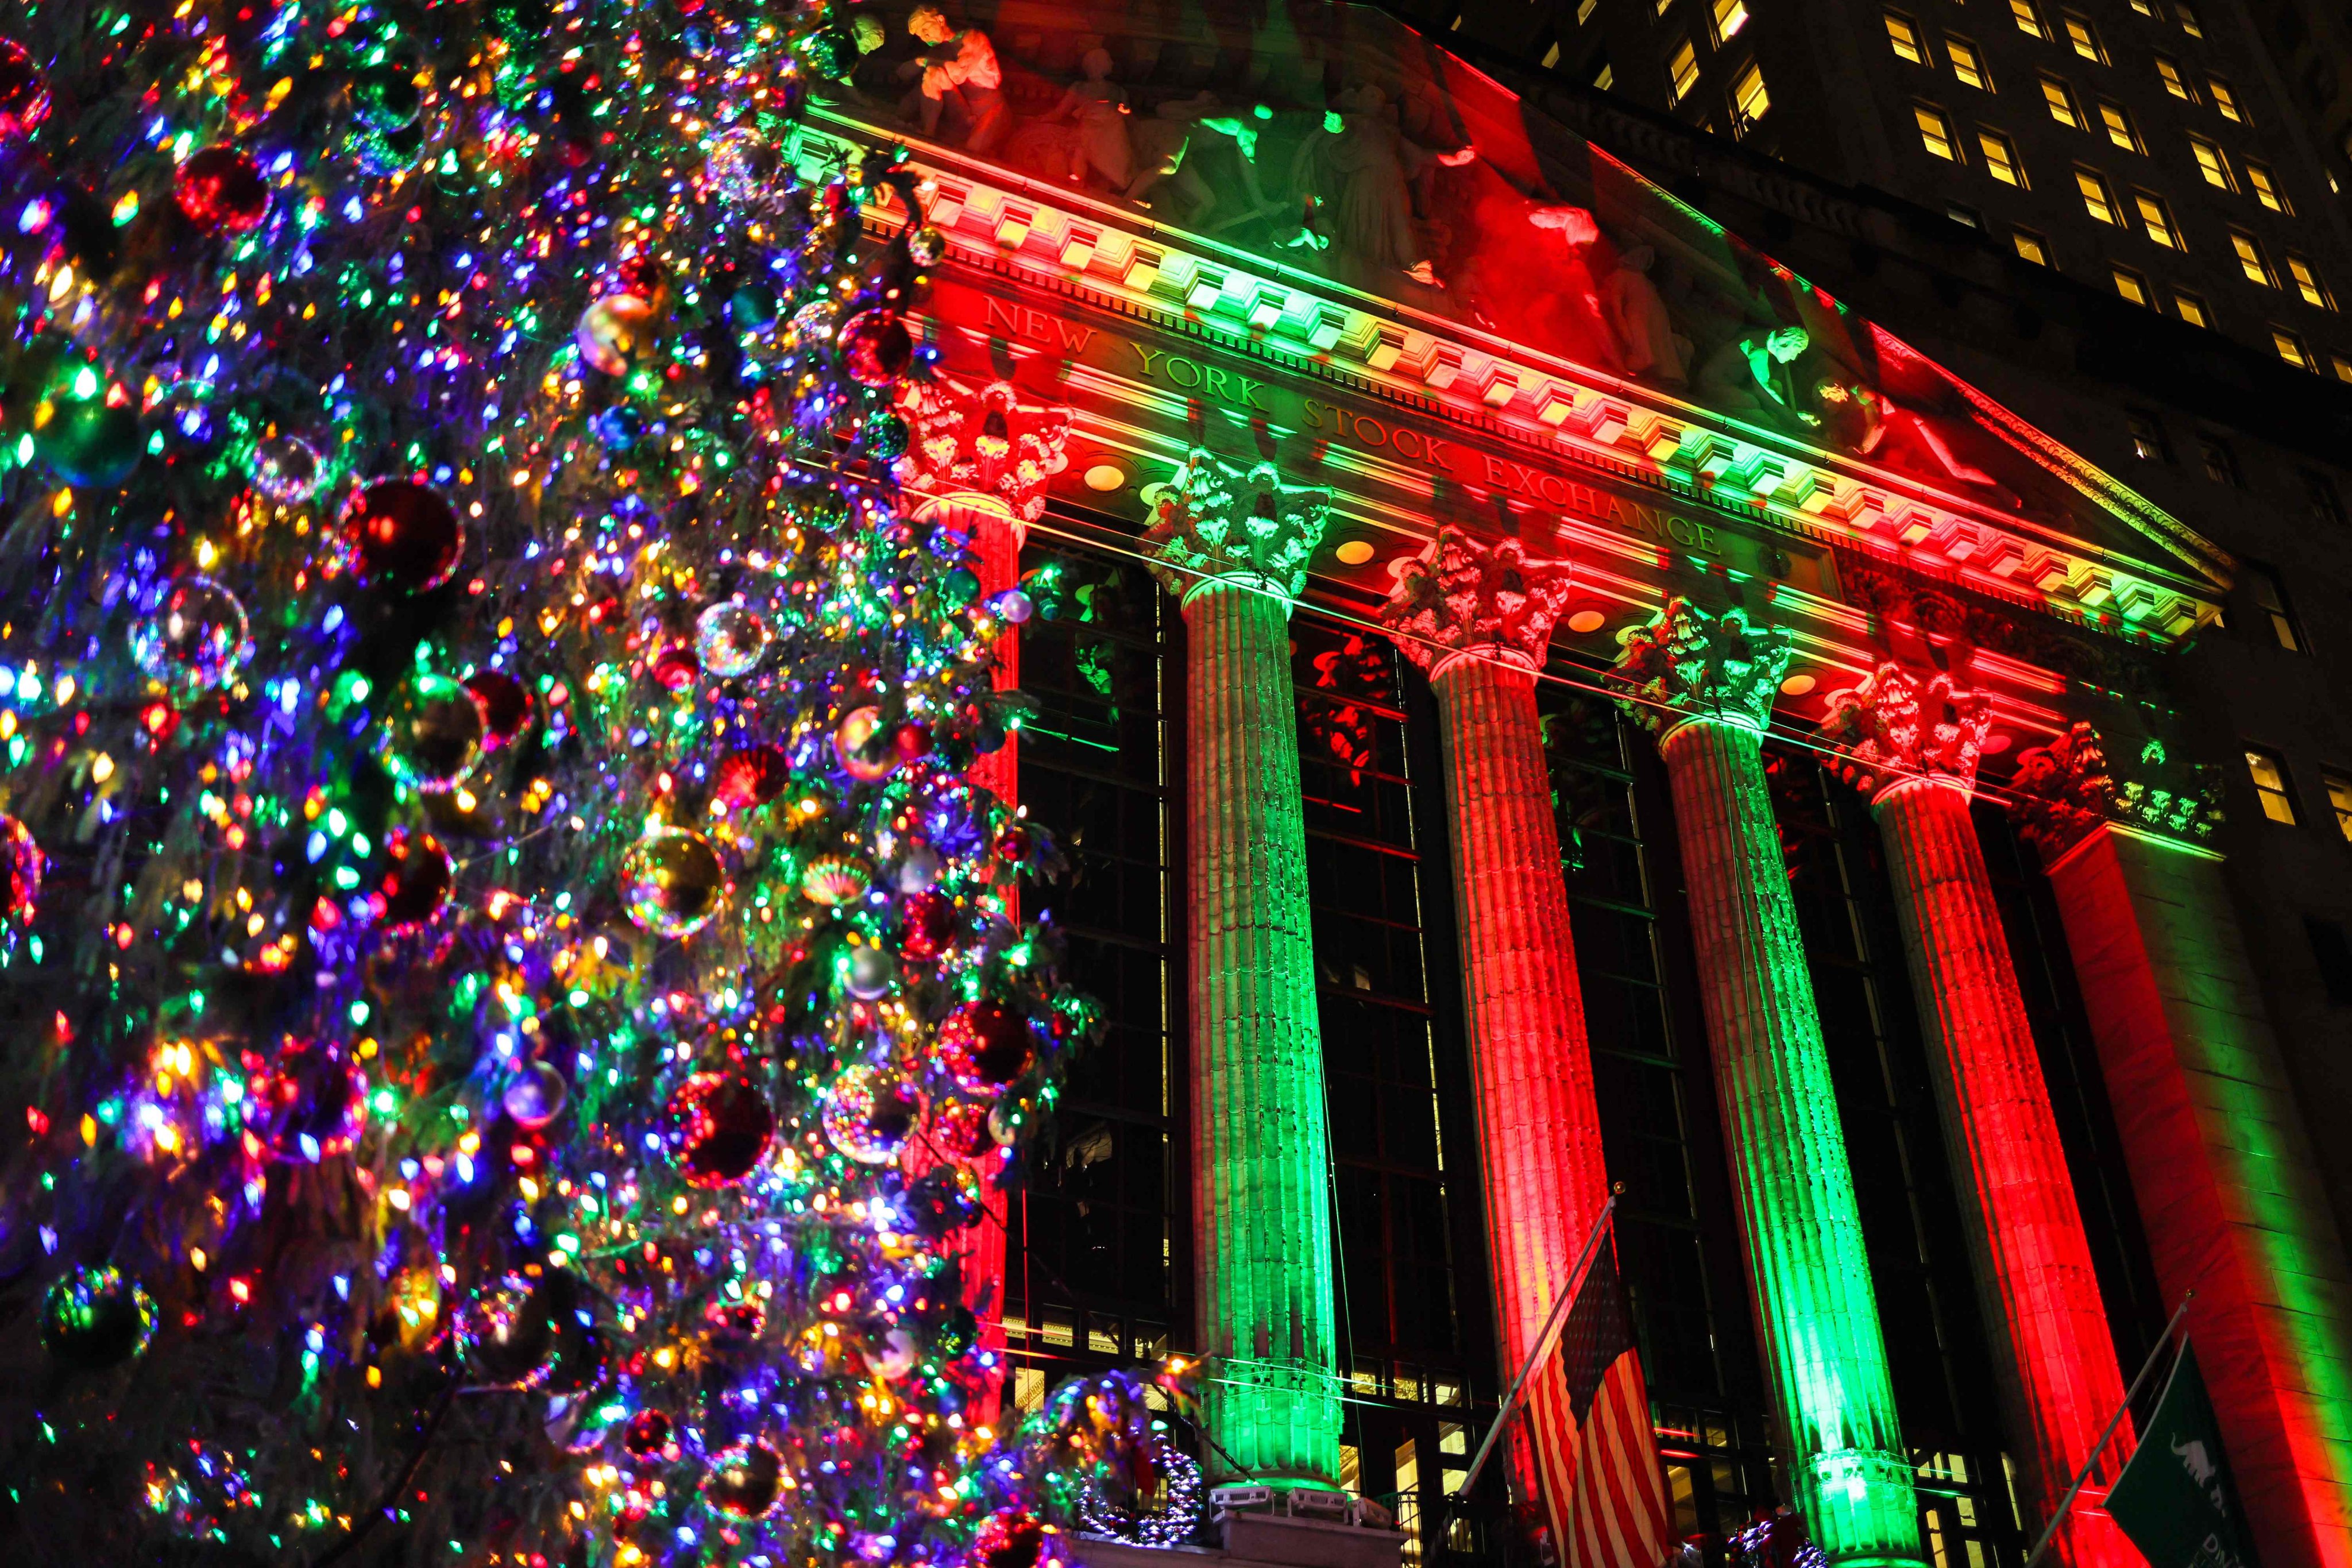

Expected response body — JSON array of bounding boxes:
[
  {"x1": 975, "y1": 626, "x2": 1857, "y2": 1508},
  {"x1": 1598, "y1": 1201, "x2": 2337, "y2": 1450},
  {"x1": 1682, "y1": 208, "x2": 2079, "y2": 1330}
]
[
  {"x1": 2010, "y1": 0, "x2": 2047, "y2": 37},
  {"x1": 1885, "y1": 9, "x2": 1927, "y2": 61},
  {"x1": 1713, "y1": 0, "x2": 1749, "y2": 41},
  {"x1": 1980, "y1": 129, "x2": 2026, "y2": 184},
  {"x1": 1916, "y1": 104, "x2": 1961, "y2": 160},
  {"x1": 2323, "y1": 771, "x2": 2352, "y2": 840},
  {"x1": 2098, "y1": 101, "x2": 2141, "y2": 152},
  {"x1": 2246, "y1": 747, "x2": 2299, "y2": 825},
  {"x1": 2134, "y1": 191, "x2": 2181, "y2": 248},
  {"x1": 1668, "y1": 37, "x2": 1701, "y2": 101},
  {"x1": 2232, "y1": 229, "x2": 2274, "y2": 285},
  {"x1": 2289, "y1": 256, "x2": 2335, "y2": 310},
  {"x1": 2334, "y1": 354, "x2": 2352, "y2": 384},
  {"x1": 2041, "y1": 75, "x2": 2083, "y2": 128},
  {"x1": 2063, "y1": 12, "x2": 2106, "y2": 61},
  {"x1": 2174, "y1": 289, "x2": 2211, "y2": 327},
  {"x1": 2273, "y1": 326, "x2": 2315, "y2": 370},
  {"x1": 1949, "y1": 37, "x2": 1990, "y2": 88},
  {"x1": 2189, "y1": 133, "x2": 2235, "y2": 190},
  {"x1": 2012, "y1": 227, "x2": 2051, "y2": 264},
  {"x1": 2075, "y1": 167, "x2": 2119, "y2": 223},
  {"x1": 2175, "y1": 1, "x2": 2203, "y2": 36},
  {"x1": 2208, "y1": 75, "x2": 2244, "y2": 122},
  {"x1": 2126, "y1": 410, "x2": 2169, "y2": 460},
  {"x1": 1731, "y1": 61, "x2": 1771, "y2": 131},
  {"x1": 2156, "y1": 55, "x2": 2195, "y2": 101},
  {"x1": 2111, "y1": 267, "x2": 2152, "y2": 306},
  {"x1": 2243, "y1": 161, "x2": 2289, "y2": 214}
]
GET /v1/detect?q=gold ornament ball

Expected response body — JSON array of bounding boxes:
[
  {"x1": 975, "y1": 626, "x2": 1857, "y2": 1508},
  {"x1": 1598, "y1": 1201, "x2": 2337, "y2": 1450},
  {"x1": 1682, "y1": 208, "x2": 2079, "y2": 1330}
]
[
  {"x1": 576, "y1": 293, "x2": 659, "y2": 377},
  {"x1": 623, "y1": 827, "x2": 728, "y2": 938}
]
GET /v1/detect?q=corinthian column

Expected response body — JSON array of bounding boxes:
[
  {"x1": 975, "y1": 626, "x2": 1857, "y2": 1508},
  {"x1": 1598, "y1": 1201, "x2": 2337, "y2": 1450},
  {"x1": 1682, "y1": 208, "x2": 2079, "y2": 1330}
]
[
  {"x1": 1143, "y1": 447, "x2": 1341, "y2": 1486},
  {"x1": 895, "y1": 375, "x2": 1072, "y2": 1427},
  {"x1": 1378, "y1": 527, "x2": 1613, "y2": 1513},
  {"x1": 2011, "y1": 727, "x2": 2352, "y2": 1568},
  {"x1": 1613, "y1": 600, "x2": 1921, "y2": 1568},
  {"x1": 1818, "y1": 665, "x2": 2131, "y2": 1568}
]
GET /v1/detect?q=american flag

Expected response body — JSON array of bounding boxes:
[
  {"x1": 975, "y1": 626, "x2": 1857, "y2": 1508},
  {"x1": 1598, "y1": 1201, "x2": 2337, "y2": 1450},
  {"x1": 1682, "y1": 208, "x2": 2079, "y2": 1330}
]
[{"x1": 1527, "y1": 1231, "x2": 1673, "y2": 1568}]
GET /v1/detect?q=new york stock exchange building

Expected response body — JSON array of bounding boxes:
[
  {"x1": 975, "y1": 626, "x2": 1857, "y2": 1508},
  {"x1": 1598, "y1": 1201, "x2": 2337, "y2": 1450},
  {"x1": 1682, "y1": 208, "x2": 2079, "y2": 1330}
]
[{"x1": 800, "y1": 7, "x2": 2352, "y2": 1568}]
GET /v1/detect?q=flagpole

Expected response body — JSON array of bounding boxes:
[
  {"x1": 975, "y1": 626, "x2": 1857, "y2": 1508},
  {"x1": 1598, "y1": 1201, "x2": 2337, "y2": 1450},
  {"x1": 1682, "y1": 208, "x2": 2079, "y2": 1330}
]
[
  {"x1": 1451, "y1": 1190, "x2": 1621, "y2": 1505},
  {"x1": 2021, "y1": 1292, "x2": 2195, "y2": 1568}
]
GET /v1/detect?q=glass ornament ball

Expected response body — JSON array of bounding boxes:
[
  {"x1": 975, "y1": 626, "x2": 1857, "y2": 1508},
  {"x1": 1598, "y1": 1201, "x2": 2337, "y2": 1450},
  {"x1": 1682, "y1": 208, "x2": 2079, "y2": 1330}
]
[
  {"x1": 249, "y1": 433, "x2": 326, "y2": 504},
  {"x1": 344, "y1": 479, "x2": 464, "y2": 593},
  {"x1": 995, "y1": 588, "x2": 1035, "y2": 625},
  {"x1": 576, "y1": 294, "x2": 658, "y2": 377},
  {"x1": 821, "y1": 1064, "x2": 924, "y2": 1165},
  {"x1": 907, "y1": 225, "x2": 949, "y2": 268},
  {"x1": 132, "y1": 575, "x2": 250, "y2": 697},
  {"x1": 41, "y1": 1265, "x2": 157, "y2": 1372},
  {"x1": 929, "y1": 1095, "x2": 995, "y2": 1162},
  {"x1": 0, "y1": 813, "x2": 41, "y2": 924},
  {"x1": 622, "y1": 827, "x2": 727, "y2": 938},
  {"x1": 461, "y1": 1275, "x2": 558, "y2": 1388},
  {"x1": 501, "y1": 1060, "x2": 569, "y2": 1130},
  {"x1": 894, "y1": 843, "x2": 941, "y2": 894},
  {"x1": 465, "y1": 669, "x2": 534, "y2": 748},
  {"x1": 864, "y1": 409, "x2": 910, "y2": 461},
  {"x1": 843, "y1": 944, "x2": 895, "y2": 1001},
  {"x1": 974, "y1": 1509, "x2": 1050, "y2": 1568},
  {"x1": 715, "y1": 744, "x2": 791, "y2": 808},
  {"x1": 938, "y1": 1001, "x2": 1036, "y2": 1094},
  {"x1": 786, "y1": 296, "x2": 843, "y2": 349},
  {"x1": 621, "y1": 1408, "x2": 674, "y2": 1460},
  {"x1": 694, "y1": 601, "x2": 771, "y2": 678},
  {"x1": 864, "y1": 1326, "x2": 919, "y2": 1381},
  {"x1": 0, "y1": 38, "x2": 51, "y2": 140},
  {"x1": 665, "y1": 1070, "x2": 775, "y2": 1187},
  {"x1": 32, "y1": 390, "x2": 141, "y2": 487},
  {"x1": 590, "y1": 403, "x2": 644, "y2": 451},
  {"x1": 384, "y1": 672, "x2": 487, "y2": 793},
  {"x1": 257, "y1": 1038, "x2": 367, "y2": 1161},
  {"x1": 704, "y1": 1440, "x2": 785, "y2": 1519},
  {"x1": 705, "y1": 126, "x2": 775, "y2": 203},
  {"x1": 353, "y1": 64, "x2": 423, "y2": 130},
  {"x1": 832, "y1": 705, "x2": 897, "y2": 781},
  {"x1": 173, "y1": 146, "x2": 271, "y2": 234},
  {"x1": 377, "y1": 831, "x2": 454, "y2": 927},
  {"x1": 836, "y1": 308, "x2": 912, "y2": 387}
]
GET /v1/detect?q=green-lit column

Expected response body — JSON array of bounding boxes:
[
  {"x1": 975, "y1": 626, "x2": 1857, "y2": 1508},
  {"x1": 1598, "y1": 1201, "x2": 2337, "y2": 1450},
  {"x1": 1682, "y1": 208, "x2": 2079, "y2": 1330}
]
[
  {"x1": 1143, "y1": 447, "x2": 1341, "y2": 1486},
  {"x1": 1615, "y1": 600, "x2": 1922, "y2": 1567}
]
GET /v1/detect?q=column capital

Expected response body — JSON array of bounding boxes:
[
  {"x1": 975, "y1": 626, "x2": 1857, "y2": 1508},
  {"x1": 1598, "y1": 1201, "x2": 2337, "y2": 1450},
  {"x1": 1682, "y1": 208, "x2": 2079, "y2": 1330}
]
[
  {"x1": 1140, "y1": 446, "x2": 1333, "y2": 606},
  {"x1": 1376, "y1": 525, "x2": 1575, "y2": 677},
  {"x1": 1611, "y1": 597, "x2": 1793, "y2": 736},
  {"x1": 2007, "y1": 721, "x2": 2224, "y2": 864},
  {"x1": 1818, "y1": 659, "x2": 1991, "y2": 801},
  {"x1": 894, "y1": 374, "x2": 1073, "y2": 542}
]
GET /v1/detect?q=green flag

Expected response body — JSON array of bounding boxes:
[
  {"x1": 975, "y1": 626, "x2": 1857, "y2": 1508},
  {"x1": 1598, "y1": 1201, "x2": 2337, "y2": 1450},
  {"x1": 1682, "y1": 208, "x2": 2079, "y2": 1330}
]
[{"x1": 2105, "y1": 1342, "x2": 2257, "y2": 1568}]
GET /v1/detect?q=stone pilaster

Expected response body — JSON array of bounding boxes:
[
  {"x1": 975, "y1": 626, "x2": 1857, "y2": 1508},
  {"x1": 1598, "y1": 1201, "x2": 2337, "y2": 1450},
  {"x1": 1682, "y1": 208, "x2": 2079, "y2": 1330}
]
[
  {"x1": 1145, "y1": 448, "x2": 1341, "y2": 1486},
  {"x1": 1821, "y1": 665, "x2": 2133, "y2": 1568},
  {"x1": 1379, "y1": 528, "x2": 1612, "y2": 1523},
  {"x1": 1615, "y1": 600, "x2": 1922, "y2": 1568},
  {"x1": 2012, "y1": 727, "x2": 2352, "y2": 1568}
]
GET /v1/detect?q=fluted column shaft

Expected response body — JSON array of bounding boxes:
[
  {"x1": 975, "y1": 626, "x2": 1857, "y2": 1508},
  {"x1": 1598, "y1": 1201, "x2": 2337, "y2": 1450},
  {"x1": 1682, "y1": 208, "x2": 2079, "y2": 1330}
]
[
  {"x1": 1184, "y1": 578, "x2": 1341, "y2": 1485},
  {"x1": 1429, "y1": 654, "x2": 1613, "y2": 1505},
  {"x1": 1872, "y1": 779, "x2": 2132, "y2": 1568},
  {"x1": 1657, "y1": 717, "x2": 1920, "y2": 1567}
]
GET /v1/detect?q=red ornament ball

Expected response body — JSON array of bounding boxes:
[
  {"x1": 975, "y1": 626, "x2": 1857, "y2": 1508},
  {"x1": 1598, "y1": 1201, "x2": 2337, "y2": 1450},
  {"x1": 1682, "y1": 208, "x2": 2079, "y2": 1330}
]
[
  {"x1": 715, "y1": 744, "x2": 790, "y2": 808},
  {"x1": 344, "y1": 479, "x2": 464, "y2": 593},
  {"x1": 621, "y1": 1408, "x2": 674, "y2": 1459},
  {"x1": 974, "y1": 1509, "x2": 1051, "y2": 1568},
  {"x1": 258, "y1": 1038, "x2": 367, "y2": 1161},
  {"x1": 0, "y1": 40, "x2": 49, "y2": 140},
  {"x1": 837, "y1": 308, "x2": 912, "y2": 387},
  {"x1": 173, "y1": 147, "x2": 271, "y2": 234},
  {"x1": 378, "y1": 831, "x2": 453, "y2": 927},
  {"x1": 665, "y1": 1070, "x2": 775, "y2": 1186},
  {"x1": 465, "y1": 669, "x2": 535, "y2": 748},
  {"x1": 938, "y1": 1000, "x2": 1036, "y2": 1093}
]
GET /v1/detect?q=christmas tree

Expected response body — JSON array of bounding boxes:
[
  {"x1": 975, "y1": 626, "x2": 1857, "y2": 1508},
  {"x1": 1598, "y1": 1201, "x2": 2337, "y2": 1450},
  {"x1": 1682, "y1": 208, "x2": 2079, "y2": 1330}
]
[{"x1": 0, "y1": 0, "x2": 1157, "y2": 1561}]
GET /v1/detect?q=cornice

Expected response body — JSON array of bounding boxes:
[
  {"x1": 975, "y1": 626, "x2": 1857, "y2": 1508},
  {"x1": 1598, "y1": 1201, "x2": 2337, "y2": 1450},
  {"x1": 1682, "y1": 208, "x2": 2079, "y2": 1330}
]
[{"x1": 791, "y1": 109, "x2": 2224, "y2": 648}]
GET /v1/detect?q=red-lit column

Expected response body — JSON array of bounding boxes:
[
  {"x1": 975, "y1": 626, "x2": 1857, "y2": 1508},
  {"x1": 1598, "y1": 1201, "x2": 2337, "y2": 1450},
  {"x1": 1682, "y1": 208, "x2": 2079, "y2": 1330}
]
[
  {"x1": 2011, "y1": 727, "x2": 2352, "y2": 1568},
  {"x1": 1145, "y1": 447, "x2": 1343, "y2": 1485},
  {"x1": 1615, "y1": 600, "x2": 1921, "y2": 1568},
  {"x1": 895, "y1": 374, "x2": 1071, "y2": 1431},
  {"x1": 1818, "y1": 666, "x2": 2132, "y2": 1568},
  {"x1": 1378, "y1": 527, "x2": 1609, "y2": 1515}
]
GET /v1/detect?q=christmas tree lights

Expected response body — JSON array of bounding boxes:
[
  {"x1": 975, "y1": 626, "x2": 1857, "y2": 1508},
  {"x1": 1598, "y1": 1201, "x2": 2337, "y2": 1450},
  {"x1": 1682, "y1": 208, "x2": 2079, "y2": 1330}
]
[{"x1": 0, "y1": 1, "x2": 1145, "y2": 1562}]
